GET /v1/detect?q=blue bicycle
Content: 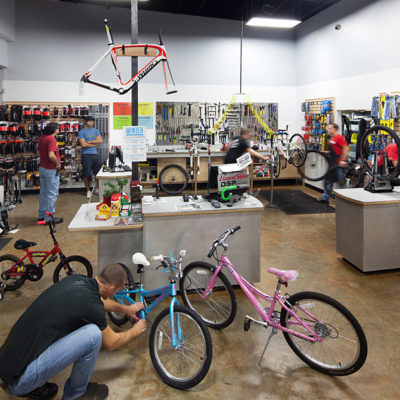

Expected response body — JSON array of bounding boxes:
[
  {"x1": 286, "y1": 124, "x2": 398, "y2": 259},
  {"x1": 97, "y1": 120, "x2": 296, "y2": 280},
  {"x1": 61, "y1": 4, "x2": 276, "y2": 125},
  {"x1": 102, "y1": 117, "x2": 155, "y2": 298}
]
[{"x1": 108, "y1": 250, "x2": 213, "y2": 389}]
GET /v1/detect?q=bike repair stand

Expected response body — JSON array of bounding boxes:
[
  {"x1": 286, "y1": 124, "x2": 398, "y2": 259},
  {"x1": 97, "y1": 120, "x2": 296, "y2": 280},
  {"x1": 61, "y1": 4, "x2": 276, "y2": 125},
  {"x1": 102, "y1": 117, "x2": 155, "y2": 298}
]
[{"x1": 265, "y1": 159, "x2": 279, "y2": 209}]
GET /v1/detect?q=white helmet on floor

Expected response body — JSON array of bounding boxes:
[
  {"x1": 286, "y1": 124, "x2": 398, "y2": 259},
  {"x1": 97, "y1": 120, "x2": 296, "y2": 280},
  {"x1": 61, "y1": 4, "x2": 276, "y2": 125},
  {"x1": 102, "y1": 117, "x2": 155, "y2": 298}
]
[{"x1": 132, "y1": 253, "x2": 150, "y2": 266}]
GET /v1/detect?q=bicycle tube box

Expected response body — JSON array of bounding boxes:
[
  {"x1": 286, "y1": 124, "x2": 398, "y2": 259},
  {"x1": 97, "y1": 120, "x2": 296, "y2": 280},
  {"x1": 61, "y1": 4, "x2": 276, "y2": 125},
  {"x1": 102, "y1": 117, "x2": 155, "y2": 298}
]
[{"x1": 217, "y1": 164, "x2": 250, "y2": 193}]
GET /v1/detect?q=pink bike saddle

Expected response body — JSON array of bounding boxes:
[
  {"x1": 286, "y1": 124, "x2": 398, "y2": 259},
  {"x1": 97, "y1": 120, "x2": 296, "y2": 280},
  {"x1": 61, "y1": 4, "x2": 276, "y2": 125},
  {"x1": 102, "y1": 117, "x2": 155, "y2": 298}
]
[{"x1": 268, "y1": 267, "x2": 298, "y2": 282}]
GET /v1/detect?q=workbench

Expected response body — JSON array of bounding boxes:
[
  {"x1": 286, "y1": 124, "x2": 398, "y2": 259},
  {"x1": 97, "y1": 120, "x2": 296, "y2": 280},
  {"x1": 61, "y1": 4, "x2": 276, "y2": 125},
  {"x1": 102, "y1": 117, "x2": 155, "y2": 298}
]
[
  {"x1": 68, "y1": 195, "x2": 263, "y2": 289},
  {"x1": 334, "y1": 187, "x2": 400, "y2": 272}
]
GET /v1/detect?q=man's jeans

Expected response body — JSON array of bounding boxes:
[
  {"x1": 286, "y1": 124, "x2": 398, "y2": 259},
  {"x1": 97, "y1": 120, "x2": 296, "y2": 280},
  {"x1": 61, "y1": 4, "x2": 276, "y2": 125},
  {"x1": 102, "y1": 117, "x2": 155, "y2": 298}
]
[
  {"x1": 8, "y1": 324, "x2": 102, "y2": 400},
  {"x1": 321, "y1": 166, "x2": 346, "y2": 201},
  {"x1": 38, "y1": 167, "x2": 59, "y2": 221}
]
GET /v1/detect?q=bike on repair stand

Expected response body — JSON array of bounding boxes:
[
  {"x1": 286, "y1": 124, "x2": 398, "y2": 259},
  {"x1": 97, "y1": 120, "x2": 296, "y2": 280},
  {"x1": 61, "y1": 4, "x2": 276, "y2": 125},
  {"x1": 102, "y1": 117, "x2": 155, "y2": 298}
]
[
  {"x1": 108, "y1": 251, "x2": 212, "y2": 389},
  {"x1": 180, "y1": 227, "x2": 367, "y2": 376},
  {"x1": 0, "y1": 212, "x2": 93, "y2": 291}
]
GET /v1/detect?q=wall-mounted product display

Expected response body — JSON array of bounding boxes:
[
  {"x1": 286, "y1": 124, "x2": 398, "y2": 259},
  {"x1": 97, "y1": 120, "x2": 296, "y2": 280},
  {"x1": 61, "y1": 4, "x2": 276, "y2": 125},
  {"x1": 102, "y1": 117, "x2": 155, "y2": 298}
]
[
  {"x1": 1, "y1": 102, "x2": 109, "y2": 190},
  {"x1": 155, "y1": 101, "x2": 278, "y2": 146},
  {"x1": 301, "y1": 97, "x2": 335, "y2": 151}
]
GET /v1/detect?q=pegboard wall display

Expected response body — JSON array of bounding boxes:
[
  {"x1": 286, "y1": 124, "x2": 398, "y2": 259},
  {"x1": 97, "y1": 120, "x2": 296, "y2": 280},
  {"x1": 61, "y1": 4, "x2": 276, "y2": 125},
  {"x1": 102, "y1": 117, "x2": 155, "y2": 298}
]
[
  {"x1": 0, "y1": 102, "x2": 110, "y2": 191},
  {"x1": 371, "y1": 92, "x2": 400, "y2": 135},
  {"x1": 301, "y1": 97, "x2": 336, "y2": 150},
  {"x1": 156, "y1": 102, "x2": 278, "y2": 146}
]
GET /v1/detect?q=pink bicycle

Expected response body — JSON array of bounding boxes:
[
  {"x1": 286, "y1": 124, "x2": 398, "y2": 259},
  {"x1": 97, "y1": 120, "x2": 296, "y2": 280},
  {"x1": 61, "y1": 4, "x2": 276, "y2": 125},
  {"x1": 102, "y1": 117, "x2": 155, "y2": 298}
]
[{"x1": 180, "y1": 227, "x2": 367, "y2": 376}]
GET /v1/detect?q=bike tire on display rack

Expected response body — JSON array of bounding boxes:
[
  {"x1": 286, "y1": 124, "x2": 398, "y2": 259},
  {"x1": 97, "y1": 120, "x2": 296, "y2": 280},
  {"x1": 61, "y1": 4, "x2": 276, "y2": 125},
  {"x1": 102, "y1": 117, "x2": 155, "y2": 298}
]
[
  {"x1": 53, "y1": 255, "x2": 93, "y2": 283},
  {"x1": 359, "y1": 125, "x2": 400, "y2": 181},
  {"x1": 158, "y1": 164, "x2": 189, "y2": 195},
  {"x1": 288, "y1": 134, "x2": 307, "y2": 167}
]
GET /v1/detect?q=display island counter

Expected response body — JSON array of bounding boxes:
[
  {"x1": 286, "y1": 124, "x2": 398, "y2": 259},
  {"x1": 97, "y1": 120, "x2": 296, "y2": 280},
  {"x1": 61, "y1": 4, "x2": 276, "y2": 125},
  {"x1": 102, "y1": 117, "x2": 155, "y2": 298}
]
[
  {"x1": 334, "y1": 187, "x2": 400, "y2": 272},
  {"x1": 68, "y1": 195, "x2": 264, "y2": 289}
]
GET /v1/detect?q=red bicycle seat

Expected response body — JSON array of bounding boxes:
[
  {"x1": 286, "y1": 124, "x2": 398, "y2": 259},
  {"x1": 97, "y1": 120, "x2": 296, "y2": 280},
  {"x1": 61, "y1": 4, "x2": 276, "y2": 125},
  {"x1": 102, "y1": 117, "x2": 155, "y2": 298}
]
[{"x1": 267, "y1": 267, "x2": 298, "y2": 282}]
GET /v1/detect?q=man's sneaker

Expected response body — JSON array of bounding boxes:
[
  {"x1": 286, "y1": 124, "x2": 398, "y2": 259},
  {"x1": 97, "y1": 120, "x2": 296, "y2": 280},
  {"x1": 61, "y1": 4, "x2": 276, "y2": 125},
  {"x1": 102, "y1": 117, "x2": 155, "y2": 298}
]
[
  {"x1": 86, "y1": 191, "x2": 92, "y2": 199},
  {"x1": 18, "y1": 382, "x2": 58, "y2": 400},
  {"x1": 318, "y1": 198, "x2": 329, "y2": 204},
  {"x1": 77, "y1": 383, "x2": 108, "y2": 399}
]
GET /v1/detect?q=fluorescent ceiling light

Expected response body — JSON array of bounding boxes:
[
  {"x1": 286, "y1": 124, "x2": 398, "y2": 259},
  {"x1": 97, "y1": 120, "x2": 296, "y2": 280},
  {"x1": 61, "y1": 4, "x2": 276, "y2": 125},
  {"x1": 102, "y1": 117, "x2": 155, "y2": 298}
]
[{"x1": 246, "y1": 17, "x2": 301, "y2": 28}]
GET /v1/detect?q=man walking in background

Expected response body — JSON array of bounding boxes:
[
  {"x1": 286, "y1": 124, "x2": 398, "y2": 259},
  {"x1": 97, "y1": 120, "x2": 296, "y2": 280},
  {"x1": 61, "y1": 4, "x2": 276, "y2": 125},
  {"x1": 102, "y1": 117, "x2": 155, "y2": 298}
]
[
  {"x1": 38, "y1": 122, "x2": 62, "y2": 224},
  {"x1": 78, "y1": 116, "x2": 103, "y2": 199}
]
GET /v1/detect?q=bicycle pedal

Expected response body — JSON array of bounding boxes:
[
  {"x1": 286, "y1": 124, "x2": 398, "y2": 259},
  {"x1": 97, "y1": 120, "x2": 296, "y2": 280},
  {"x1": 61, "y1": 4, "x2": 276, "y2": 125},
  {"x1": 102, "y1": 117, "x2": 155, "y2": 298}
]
[{"x1": 244, "y1": 317, "x2": 251, "y2": 332}]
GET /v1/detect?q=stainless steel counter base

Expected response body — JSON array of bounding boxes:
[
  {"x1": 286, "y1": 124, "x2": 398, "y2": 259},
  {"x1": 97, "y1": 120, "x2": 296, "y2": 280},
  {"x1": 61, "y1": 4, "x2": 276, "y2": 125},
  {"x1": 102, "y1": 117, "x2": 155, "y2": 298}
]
[
  {"x1": 335, "y1": 190, "x2": 400, "y2": 272},
  {"x1": 143, "y1": 211, "x2": 261, "y2": 290}
]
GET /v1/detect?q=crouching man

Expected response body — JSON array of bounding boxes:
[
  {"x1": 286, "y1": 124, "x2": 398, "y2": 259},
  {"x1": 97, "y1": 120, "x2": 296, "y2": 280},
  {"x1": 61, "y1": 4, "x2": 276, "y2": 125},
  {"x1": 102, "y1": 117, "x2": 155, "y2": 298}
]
[{"x1": 0, "y1": 264, "x2": 145, "y2": 400}]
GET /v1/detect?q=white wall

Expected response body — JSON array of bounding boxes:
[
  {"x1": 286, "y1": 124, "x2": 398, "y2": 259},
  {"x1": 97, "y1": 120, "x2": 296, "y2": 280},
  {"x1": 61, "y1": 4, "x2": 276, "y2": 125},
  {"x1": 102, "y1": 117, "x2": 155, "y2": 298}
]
[
  {"x1": 294, "y1": 0, "x2": 400, "y2": 131},
  {"x1": 0, "y1": 0, "x2": 15, "y2": 68}
]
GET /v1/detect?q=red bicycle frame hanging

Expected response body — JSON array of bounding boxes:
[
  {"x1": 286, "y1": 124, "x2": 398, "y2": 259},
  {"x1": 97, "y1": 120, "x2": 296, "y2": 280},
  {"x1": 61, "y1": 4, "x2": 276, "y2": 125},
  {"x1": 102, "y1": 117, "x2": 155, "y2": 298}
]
[{"x1": 80, "y1": 19, "x2": 177, "y2": 95}]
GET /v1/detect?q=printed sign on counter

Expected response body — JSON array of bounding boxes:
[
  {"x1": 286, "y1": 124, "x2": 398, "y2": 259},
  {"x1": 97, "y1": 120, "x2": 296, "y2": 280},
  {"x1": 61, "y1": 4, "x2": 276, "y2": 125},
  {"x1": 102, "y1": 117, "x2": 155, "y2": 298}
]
[{"x1": 123, "y1": 126, "x2": 147, "y2": 163}]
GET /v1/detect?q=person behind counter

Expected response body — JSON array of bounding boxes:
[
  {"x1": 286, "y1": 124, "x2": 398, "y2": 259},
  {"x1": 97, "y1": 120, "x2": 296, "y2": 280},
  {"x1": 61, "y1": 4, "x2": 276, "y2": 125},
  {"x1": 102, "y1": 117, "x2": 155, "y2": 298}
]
[
  {"x1": 224, "y1": 128, "x2": 268, "y2": 164},
  {"x1": 0, "y1": 264, "x2": 145, "y2": 400}
]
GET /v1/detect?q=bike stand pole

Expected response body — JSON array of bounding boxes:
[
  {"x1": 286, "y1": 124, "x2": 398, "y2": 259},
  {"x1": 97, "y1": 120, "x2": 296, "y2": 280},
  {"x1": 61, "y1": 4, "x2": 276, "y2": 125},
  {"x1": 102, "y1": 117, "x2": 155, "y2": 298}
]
[
  {"x1": 258, "y1": 327, "x2": 278, "y2": 366},
  {"x1": 266, "y1": 161, "x2": 279, "y2": 209}
]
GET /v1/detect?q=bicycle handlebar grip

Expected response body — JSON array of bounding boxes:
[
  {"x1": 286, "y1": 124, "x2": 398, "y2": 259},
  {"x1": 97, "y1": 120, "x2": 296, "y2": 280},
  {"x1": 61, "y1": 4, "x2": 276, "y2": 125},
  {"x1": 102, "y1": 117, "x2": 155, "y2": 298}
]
[
  {"x1": 151, "y1": 255, "x2": 164, "y2": 262},
  {"x1": 232, "y1": 226, "x2": 241, "y2": 233},
  {"x1": 45, "y1": 212, "x2": 53, "y2": 217},
  {"x1": 36, "y1": 220, "x2": 46, "y2": 226},
  {"x1": 207, "y1": 246, "x2": 215, "y2": 258}
]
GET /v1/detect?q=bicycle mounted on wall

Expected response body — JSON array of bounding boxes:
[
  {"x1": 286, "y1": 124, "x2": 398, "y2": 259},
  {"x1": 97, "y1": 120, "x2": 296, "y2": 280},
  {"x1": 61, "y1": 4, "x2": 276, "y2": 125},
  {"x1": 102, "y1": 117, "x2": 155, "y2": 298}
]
[{"x1": 80, "y1": 19, "x2": 177, "y2": 95}]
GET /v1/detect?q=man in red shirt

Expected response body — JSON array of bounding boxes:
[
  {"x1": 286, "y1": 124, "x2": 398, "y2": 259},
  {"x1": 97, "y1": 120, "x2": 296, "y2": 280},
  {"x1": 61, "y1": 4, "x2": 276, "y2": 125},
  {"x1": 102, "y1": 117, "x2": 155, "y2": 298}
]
[
  {"x1": 320, "y1": 123, "x2": 349, "y2": 204},
  {"x1": 38, "y1": 122, "x2": 63, "y2": 224}
]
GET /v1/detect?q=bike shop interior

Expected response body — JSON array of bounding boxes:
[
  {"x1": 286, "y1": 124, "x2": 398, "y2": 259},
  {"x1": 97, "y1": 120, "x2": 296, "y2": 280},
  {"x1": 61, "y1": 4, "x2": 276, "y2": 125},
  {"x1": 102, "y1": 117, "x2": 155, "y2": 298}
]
[{"x1": 0, "y1": 1, "x2": 399, "y2": 399}]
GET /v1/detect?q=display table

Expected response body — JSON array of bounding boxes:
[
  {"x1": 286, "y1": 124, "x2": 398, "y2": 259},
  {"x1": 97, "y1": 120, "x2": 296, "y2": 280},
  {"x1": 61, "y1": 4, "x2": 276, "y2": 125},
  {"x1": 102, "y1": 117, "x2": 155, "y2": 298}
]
[
  {"x1": 68, "y1": 195, "x2": 263, "y2": 289},
  {"x1": 334, "y1": 188, "x2": 400, "y2": 272}
]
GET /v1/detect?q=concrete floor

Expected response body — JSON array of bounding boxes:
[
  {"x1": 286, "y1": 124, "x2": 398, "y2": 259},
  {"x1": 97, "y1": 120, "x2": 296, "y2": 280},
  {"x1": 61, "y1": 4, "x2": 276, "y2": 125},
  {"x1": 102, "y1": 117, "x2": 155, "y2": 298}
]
[{"x1": 0, "y1": 187, "x2": 399, "y2": 400}]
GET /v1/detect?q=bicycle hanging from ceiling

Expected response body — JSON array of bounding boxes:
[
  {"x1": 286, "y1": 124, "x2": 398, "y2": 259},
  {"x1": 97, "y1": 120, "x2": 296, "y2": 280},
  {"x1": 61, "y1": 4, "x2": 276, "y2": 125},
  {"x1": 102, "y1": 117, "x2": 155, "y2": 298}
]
[{"x1": 80, "y1": 19, "x2": 177, "y2": 95}]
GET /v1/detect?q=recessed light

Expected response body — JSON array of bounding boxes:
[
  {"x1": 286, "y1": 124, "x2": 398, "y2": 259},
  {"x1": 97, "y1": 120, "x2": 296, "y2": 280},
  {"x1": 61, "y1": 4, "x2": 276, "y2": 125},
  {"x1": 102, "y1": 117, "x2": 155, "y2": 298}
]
[{"x1": 246, "y1": 17, "x2": 301, "y2": 29}]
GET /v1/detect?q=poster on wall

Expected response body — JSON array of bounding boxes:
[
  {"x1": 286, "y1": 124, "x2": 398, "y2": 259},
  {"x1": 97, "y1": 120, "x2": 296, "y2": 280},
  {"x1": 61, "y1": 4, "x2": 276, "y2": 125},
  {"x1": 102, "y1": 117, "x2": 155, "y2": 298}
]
[
  {"x1": 113, "y1": 102, "x2": 154, "y2": 130},
  {"x1": 123, "y1": 126, "x2": 147, "y2": 163}
]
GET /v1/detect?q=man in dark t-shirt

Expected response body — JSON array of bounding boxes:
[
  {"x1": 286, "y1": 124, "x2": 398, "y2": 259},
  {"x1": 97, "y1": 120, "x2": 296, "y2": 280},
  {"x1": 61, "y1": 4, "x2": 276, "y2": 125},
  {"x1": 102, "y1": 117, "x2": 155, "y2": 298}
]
[
  {"x1": 224, "y1": 128, "x2": 268, "y2": 164},
  {"x1": 0, "y1": 264, "x2": 145, "y2": 400}
]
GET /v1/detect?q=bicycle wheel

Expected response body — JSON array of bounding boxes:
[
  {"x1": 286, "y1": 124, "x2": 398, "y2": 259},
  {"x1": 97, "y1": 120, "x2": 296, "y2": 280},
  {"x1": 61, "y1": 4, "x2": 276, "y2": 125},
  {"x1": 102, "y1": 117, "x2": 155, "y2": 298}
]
[
  {"x1": 280, "y1": 291, "x2": 367, "y2": 376},
  {"x1": 159, "y1": 164, "x2": 189, "y2": 195},
  {"x1": 53, "y1": 255, "x2": 93, "y2": 283},
  {"x1": 0, "y1": 254, "x2": 26, "y2": 291},
  {"x1": 346, "y1": 165, "x2": 364, "y2": 188},
  {"x1": 297, "y1": 149, "x2": 330, "y2": 181},
  {"x1": 289, "y1": 134, "x2": 307, "y2": 167},
  {"x1": 180, "y1": 261, "x2": 237, "y2": 329},
  {"x1": 108, "y1": 263, "x2": 136, "y2": 327},
  {"x1": 359, "y1": 125, "x2": 400, "y2": 181},
  {"x1": 149, "y1": 304, "x2": 212, "y2": 389}
]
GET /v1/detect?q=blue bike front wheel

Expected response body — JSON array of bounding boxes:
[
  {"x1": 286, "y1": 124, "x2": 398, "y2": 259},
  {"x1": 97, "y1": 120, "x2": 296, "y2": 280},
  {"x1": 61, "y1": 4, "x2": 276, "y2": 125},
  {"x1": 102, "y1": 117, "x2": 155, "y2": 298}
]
[{"x1": 149, "y1": 304, "x2": 212, "y2": 389}]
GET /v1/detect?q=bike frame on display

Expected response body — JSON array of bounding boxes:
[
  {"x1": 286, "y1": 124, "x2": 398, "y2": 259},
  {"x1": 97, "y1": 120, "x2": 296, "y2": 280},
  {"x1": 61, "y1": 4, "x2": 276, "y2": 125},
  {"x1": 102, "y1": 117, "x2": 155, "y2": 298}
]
[
  {"x1": 203, "y1": 253, "x2": 322, "y2": 343},
  {"x1": 81, "y1": 20, "x2": 176, "y2": 95}
]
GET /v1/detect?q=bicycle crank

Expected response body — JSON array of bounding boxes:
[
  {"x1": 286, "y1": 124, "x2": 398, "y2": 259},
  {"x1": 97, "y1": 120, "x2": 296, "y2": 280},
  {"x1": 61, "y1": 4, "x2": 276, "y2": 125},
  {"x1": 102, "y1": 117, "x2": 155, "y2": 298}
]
[{"x1": 26, "y1": 264, "x2": 43, "y2": 281}]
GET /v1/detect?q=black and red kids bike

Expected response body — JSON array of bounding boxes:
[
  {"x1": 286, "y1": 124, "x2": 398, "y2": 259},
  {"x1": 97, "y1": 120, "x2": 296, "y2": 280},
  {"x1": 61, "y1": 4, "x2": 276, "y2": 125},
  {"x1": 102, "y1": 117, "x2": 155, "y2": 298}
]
[{"x1": 0, "y1": 212, "x2": 93, "y2": 291}]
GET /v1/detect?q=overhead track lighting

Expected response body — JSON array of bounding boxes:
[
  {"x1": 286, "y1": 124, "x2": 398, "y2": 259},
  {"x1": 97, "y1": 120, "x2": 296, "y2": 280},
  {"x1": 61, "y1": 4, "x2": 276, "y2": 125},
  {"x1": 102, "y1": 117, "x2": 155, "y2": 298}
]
[{"x1": 246, "y1": 17, "x2": 301, "y2": 28}]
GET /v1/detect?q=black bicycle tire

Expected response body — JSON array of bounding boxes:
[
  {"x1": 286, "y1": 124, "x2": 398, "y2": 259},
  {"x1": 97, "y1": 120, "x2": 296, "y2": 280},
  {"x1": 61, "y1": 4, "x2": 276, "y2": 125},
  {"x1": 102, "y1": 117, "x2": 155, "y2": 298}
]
[
  {"x1": 53, "y1": 255, "x2": 93, "y2": 283},
  {"x1": 149, "y1": 304, "x2": 213, "y2": 389},
  {"x1": 280, "y1": 291, "x2": 368, "y2": 376},
  {"x1": 180, "y1": 261, "x2": 237, "y2": 329},
  {"x1": 108, "y1": 263, "x2": 136, "y2": 326},
  {"x1": 272, "y1": 149, "x2": 281, "y2": 179},
  {"x1": 297, "y1": 149, "x2": 330, "y2": 181},
  {"x1": 0, "y1": 254, "x2": 26, "y2": 291},
  {"x1": 346, "y1": 166, "x2": 364, "y2": 188},
  {"x1": 159, "y1": 164, "x2": 189, "y2": 195},
  {"x1": 359, "y1": 125, "x2": 400, "y2": 181},
  {"x1": 289, "y1": 134, "x2": 308, "y2": 168}
]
